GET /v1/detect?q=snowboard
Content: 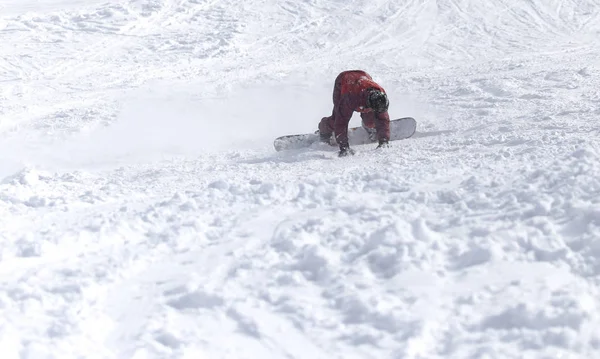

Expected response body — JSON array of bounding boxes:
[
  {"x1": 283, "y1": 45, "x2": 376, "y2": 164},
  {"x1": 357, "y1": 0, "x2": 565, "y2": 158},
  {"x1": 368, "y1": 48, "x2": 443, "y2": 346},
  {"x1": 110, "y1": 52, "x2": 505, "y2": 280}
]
[{"x1": 273, "y1": 117, "x2": 417, "y2": 152}]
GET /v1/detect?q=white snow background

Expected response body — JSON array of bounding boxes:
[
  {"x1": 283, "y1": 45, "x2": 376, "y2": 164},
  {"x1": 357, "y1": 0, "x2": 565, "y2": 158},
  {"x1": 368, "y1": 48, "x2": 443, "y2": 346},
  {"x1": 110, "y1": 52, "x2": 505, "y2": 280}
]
[{"x1": 1, "y1": 0, "x2": 600, "y2": 358}]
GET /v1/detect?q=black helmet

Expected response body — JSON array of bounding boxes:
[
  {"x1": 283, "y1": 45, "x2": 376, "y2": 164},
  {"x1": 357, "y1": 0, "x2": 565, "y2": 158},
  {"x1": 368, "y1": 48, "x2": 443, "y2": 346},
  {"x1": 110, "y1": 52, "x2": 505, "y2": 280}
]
[{"x1": 367, "y1": 89, "x2": 389, "y2": 113}]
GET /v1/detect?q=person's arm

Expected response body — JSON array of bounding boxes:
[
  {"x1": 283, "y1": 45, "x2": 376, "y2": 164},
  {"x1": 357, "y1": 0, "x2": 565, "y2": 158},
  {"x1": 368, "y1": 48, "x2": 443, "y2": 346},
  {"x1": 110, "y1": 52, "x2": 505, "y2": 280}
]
[{"x1": 375, "y1": 110, "x2": 391, "y2": 145}]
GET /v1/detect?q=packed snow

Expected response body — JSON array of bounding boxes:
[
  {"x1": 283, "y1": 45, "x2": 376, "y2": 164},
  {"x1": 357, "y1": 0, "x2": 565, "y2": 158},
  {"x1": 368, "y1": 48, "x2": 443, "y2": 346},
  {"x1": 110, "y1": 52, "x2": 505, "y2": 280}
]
[{"x1": 1, "y1": 0, "x2": 600, "y2": 358}]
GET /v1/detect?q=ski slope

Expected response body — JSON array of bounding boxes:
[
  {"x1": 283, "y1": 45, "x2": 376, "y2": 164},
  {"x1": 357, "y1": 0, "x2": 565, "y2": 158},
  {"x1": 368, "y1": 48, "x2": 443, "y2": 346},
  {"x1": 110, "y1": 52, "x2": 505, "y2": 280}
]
[{"x1": 1, "y1": 0, "x2": 600, "y2": 358}]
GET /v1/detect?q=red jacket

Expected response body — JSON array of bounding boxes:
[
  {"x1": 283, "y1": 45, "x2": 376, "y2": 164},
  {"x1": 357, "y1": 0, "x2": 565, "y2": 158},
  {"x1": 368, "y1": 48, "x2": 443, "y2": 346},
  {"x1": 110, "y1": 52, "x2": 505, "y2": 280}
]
[{"x1": 332, "y1": 70, "x2": 390, "y2": 146}]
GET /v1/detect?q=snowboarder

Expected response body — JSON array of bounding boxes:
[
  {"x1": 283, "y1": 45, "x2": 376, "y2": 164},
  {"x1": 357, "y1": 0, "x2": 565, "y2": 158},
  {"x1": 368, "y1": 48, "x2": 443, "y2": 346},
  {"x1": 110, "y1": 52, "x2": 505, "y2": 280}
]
[{"x1": 318, "y1": 70, "x2": 390, "y2": 157}]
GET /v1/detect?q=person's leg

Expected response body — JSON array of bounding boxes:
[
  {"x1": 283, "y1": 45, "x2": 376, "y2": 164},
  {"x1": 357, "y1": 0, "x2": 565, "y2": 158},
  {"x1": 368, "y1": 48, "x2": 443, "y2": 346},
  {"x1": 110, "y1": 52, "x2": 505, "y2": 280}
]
[
  {"x1": 318, "y1": 73, "x2": 344, "y2": 142},
  {"x1": 318, "y1": 112, "x2": 335, "y2": 141}
]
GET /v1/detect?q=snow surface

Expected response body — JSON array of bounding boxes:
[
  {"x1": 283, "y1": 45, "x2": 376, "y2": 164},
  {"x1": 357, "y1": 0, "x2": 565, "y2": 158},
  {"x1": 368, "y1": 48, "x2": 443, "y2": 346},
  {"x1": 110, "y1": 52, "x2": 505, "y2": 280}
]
[{"x1": 2, "y1": 0, "x2": 600, "y2": 358}]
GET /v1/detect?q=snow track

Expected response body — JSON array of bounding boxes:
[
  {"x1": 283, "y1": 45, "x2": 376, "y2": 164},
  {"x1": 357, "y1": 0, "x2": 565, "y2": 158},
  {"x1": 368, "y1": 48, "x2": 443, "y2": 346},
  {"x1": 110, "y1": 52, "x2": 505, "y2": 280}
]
[{"x1": 2, "y1": 0, "x2": 600, "y2": 358}]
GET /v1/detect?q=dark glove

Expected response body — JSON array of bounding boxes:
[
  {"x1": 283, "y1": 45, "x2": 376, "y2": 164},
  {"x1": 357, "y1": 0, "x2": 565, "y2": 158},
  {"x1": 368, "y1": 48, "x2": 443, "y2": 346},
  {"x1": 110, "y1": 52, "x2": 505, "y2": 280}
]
[
  {"x1": 338, "y1": 145, "x2": 355, "y2": 157},
  {"x1": 376, "y1": 139, "x2": 390, "y2": 149}
]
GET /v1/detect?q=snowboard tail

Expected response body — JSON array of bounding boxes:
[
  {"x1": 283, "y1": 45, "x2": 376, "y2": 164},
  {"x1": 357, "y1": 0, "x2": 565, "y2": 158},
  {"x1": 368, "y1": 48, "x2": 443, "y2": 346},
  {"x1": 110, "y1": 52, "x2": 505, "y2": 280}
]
[{"x1": 274, "y1": 117, "x2": 417, "y2": 152}]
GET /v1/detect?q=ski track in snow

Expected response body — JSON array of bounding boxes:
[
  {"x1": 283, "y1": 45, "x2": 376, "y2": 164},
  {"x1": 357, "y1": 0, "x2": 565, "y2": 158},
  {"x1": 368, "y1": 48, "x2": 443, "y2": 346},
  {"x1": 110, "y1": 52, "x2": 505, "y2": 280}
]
[{"x1": 2, "y1": 0, "x2": 600, "y2": 358}]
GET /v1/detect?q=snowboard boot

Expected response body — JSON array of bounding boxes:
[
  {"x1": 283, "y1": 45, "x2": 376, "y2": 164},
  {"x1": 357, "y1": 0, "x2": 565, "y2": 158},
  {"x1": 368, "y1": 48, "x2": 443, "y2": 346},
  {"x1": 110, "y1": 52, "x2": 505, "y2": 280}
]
[
  {"x1": 362, "y1": 122, "x2": 377, "y2": 142},
  {"x1": 319, "y1": 131, "x2": 334, "y2": 146}
]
